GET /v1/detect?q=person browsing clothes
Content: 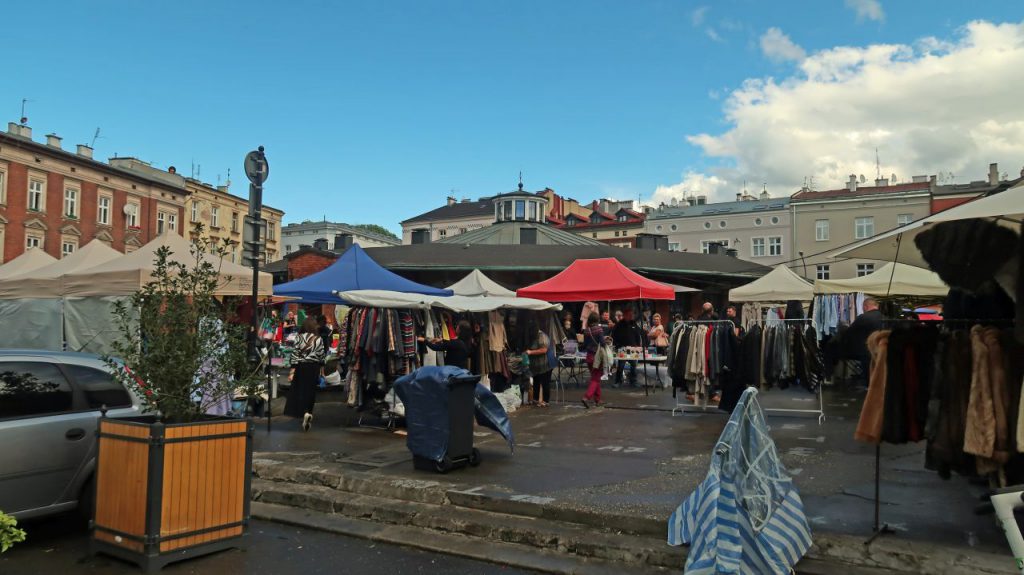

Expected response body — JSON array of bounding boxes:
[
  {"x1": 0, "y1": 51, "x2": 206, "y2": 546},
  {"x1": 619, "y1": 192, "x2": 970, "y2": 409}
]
[{"x1": 418, "y1": 320, "x2": 475, "y2": 370}]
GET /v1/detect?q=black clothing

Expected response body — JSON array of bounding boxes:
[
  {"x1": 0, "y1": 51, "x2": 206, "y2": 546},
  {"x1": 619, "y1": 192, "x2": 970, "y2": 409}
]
[
  {"x1": 697, "y1": 311, "x2": 719, "y2": 321},
  {"x1": 318, "y1": 325, "x2": 333, "y2": 354},
  {"x1": 614, "y1": 360, "x2": 637, "y2": 386},
  {"x1": 532, "y1": 370, "x2": 552, "y2": 403},
  {"x1": 611, "y1": 319, "x2": 644, "y2": 347},
  {"x1": 284, "y1": 361, "x2": 320, "y2": 417},
  {"x1": 425, "y1": 338, "x2": 473, "y2": 370},
  {"x1": 846, "y1": 309, "x2": 884, "y2": 361}
]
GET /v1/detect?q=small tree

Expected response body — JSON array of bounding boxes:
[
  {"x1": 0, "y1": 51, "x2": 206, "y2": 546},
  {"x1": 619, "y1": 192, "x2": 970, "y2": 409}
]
[{"x1": 107, "y1": 226, "x2": 259, "y2": 423}]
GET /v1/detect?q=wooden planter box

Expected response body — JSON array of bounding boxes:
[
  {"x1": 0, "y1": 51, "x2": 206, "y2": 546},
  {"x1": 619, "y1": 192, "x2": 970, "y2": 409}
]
[{"x1": 90, "y1": 417, "x2": 253, "y2": 572}]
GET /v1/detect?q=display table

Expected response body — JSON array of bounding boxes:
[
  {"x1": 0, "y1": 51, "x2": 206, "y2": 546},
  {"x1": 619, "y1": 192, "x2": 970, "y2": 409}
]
[
  {"x1": 611, "y1": 354, "x2": 668, "y2": 395},
  {"x1": 555, "y1": 353, "x2": 588, "y2": 403}
]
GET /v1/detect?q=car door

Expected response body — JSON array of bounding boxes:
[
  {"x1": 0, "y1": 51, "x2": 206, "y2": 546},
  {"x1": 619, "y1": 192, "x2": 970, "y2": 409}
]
[{"x1": 0, "y1": 360, "x2": 97, "y2": 515}]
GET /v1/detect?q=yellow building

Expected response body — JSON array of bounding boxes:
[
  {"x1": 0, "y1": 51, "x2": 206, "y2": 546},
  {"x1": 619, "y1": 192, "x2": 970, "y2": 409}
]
[{"x1": 183, "y1": 178, "x2": 284, "y2": 265}]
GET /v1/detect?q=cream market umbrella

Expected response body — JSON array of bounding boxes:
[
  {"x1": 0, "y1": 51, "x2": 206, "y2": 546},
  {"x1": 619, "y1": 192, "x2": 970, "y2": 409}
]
[
  {"x1": 0, "y1": 240, "x2": 122, "y2": 298},
  {"x1": 730, "y1": 265, "x2": 813, "y2": 302},
  {"x1": 0, "y1": 248, "x2": 58, "y2": 280},
  {"x1": 813, "y1": 262, "x2": 948, "y2": 297},
  {"x1": 446, "y1": 269, "x2": 516, "y2": 297},
  {"x1": 830, "y1": 181, "x2": 1024, "y2": 269}
]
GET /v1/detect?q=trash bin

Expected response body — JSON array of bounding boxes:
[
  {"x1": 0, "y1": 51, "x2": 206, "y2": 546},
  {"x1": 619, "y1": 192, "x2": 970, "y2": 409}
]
[{"x1": 394, "y1": 367, "x2": 483, "y2": 474}]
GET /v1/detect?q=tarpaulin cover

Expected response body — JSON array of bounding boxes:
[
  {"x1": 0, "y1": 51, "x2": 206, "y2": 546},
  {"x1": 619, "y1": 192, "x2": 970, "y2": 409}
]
[
  {"x1": 516, "y1": 257, "x2": 675, "y2": 302},
  {"x1": 275, "y1": 244, "x2": 452, "y2": 304},
  {"x1": 394, "y1": 366, "x2": 514, "y2": 462},
  {"x1": 0, "y1": 299, "x2": 63, "y2": 350},
  {"x1": 668, "y1": 388, "x2": 812, "y2": 574}
]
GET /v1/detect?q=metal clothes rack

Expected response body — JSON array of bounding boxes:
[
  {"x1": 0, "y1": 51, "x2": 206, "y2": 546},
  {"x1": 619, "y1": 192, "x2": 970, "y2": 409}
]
[{"x1": 671, "y1": 319, "x2": 826, "y2": 425}]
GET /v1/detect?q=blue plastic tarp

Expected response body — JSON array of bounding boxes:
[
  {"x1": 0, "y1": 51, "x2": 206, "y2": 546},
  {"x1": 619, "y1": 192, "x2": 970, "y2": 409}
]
[
  {"x1": 667, "y1": 388, "x2": 812, "y2": 574},
  {"x1": 274, "y1": 244, "x2": 452, "y2": 304},
  {"x1": 394, "y1": 366, "x2": 514, "y2": 462}
]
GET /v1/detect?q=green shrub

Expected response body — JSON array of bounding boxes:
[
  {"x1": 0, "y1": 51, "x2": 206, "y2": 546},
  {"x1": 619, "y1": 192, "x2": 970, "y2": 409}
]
[{"x1": 0, "y1": 511, "x2": 26, "y2": 553}]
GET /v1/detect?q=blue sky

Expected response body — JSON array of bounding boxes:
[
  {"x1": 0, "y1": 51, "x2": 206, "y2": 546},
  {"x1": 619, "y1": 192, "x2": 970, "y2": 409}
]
[{"x1": 2, "y1": 1, "x2": 1022, "y2": 233}]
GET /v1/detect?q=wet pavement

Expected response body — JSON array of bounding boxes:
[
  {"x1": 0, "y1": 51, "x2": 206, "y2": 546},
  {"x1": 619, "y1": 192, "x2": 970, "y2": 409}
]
[
  {"x1": 0, "y1": 514, "x2": 539, "y2": 575},
  {"x1": 258, "y1": 374, "x2": 1006, "y2": 556}
]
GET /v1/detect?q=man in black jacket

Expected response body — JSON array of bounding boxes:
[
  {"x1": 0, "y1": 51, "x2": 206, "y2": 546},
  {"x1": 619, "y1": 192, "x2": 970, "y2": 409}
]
[
  {"x1": 611, "y1": 308, "x2": 644, "y2": 387},
  {"x1": 845, "y1": 298, "x2": 884, "y2": 388}
]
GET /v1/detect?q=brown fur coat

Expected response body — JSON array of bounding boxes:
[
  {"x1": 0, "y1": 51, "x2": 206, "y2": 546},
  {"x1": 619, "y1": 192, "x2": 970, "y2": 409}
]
[
  {"x1": 855, "y1": 330, "x2": 890, "y2": 444},
  {"x1": 963, "y1": 325, "x2": 1011, "y2": 474}
]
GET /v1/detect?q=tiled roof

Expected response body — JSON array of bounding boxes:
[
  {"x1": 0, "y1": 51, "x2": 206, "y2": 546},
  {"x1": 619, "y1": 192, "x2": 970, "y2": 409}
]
[
  {"x1": 649, "y1": 197, "x2": 790, "y2": 219},
  {"x1": 434, "y1": 221, "x2": 605, "y2": 246},
  {"x1": 790, "y1": 182, "x2": 929, "y2": 201},
  {"x1": 401, "y1": 197, "x2": 495, "y2": 225}
]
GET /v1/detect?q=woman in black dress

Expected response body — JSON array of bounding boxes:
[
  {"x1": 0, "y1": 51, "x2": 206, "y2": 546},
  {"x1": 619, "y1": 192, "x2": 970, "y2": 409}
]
[
  {"x1": 285, "y1": 318, "x2": 326, "y2": 431},
  {"x1": 419, "y1": 320, "x2": 474, "y2": 370}
]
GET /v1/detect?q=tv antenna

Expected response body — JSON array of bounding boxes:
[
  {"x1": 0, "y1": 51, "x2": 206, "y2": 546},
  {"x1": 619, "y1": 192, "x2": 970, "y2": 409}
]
[
  {"x1": 91, "y1": 127, "x2": 102, "y2": 148},
  {"x1": 875, "y1": 147, "x2": 881, "y2": 180},
  {"x1": 19, "y1": 98, "x2": 31, "y2": 124}
]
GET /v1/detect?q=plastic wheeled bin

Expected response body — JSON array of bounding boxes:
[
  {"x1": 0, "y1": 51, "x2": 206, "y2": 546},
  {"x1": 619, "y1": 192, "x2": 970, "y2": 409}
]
[{"x1": 394, "y1": 368, "x2": 483, "y2": 474}]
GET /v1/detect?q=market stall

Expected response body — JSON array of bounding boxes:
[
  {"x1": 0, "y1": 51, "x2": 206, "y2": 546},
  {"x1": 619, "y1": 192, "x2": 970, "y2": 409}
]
[
  {"x1": 446, "y1": 269, "x2": 516, "y2": 297},
  {"x1": 0, "y1": 248, "x2": 57, "y2": 280}
]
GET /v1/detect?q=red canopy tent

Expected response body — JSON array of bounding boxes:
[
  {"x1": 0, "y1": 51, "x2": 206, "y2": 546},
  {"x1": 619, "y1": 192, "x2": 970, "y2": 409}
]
[{"x1": 516, "y1": 258, "x2": 675, "y2": 302}]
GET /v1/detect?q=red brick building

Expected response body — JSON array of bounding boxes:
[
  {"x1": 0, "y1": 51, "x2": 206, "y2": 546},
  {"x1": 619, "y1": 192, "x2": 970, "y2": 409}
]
[{"x1": 0, "y1": 122, "x2": 187, "y2": 263}]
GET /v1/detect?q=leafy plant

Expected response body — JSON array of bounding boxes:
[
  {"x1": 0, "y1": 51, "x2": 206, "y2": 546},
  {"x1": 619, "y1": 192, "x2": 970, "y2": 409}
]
[
  {"x1": 0, "y1": 511, "x2": 26, "y2": 553},
  {"x1": 350, "y1": 223, "x2": 399, "y2": 241},
  {"x1": 106, "y1": 225, "x2": 260, "y2": 423}
]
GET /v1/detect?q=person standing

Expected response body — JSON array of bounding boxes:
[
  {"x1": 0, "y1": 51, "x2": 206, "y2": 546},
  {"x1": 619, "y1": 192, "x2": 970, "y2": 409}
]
[
  {"x1": 845, "y1": 297, "x2": 884, "y2": 389},
  {"x1": 419, "y1": 320, "x2": 475, "y2": 370},
  {"x1": 527, "y1": 323, "x2": 554, "y2": 407},
  {"x1": 316, "y1": 314, "x2": 334, "y2": 354},
  {"x1": 285, "y1": 318, "x2": 326, "y2": 432},
  {"x1": 648, "y1": 313, "x2": 669, "y2": 355},
  {"x1": 725, "y1": 305, "x2": 741, "y2": 336},
  {"x1": 581, "y1": 312, "x2": 605, "y2": 408},
  {"x1": 698, "y1": 302, "x2": 718, "y2": 321},
  {"x1": 611, "y1": 308, "x2": 644, "y2": 387}
]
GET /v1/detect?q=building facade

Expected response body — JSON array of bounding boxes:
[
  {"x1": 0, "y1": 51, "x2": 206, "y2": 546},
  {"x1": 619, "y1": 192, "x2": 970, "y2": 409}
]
[
  {"x1": 791, "y1": 176, "x2": 932, "y2": 281},
  {"x1": 401, "y1": 195, "x2": 497, "y2": 244},
  {"x1": 281, "y1": 220, "x2": 401, "y2": 254},
  {"x1": 0, "y1": 123, "x2": 188, "y2": 263},
  {"x1": 644, "y1": 196, "x2": 791, "y2": 266},
  {"x1": 559, "y1": 200, "x2": 646, "y2": 248}
]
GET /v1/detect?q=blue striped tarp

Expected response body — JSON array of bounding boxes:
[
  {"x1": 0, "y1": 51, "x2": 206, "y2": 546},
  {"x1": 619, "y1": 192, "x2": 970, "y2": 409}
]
[{"x1": 668, "y1": 388, "x2": 812, "y2": 574}]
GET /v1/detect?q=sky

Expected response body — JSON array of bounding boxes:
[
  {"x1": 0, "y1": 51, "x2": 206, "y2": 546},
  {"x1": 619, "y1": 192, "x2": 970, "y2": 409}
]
[{"x1": 2, "y1": 1, "x2": 1022, "y2": 234}]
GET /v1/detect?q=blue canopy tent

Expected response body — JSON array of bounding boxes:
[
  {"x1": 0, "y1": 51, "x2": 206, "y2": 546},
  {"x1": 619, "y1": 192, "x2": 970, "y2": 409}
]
[{"x1": 274, "y1": 244, "x2": 453, "y2": 304}]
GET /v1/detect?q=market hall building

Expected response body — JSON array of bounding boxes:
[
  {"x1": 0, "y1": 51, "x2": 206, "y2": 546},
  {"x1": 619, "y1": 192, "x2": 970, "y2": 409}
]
[{"x1": 268, "y1": 185, "x2": 768, "y2": 318}]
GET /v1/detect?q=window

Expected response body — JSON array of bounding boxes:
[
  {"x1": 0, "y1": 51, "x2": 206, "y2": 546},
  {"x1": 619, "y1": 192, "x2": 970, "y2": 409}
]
[
  {"x1": 157, "y1": 212, "x2": 166, "y2": 235},
  {"x1": 529, "y1": 201, "x2": 538, "y2": 221},
  {"x1": 770, "y1": 216, "x2": 780, "y2": 225},
  {"x1": 754, "y1": 217, "x2": 763, "y2": 226},
  {"x1": 25, "y1": 235, "x2": 42, "y2": 249},
  {"x1": 655, "y1": 225, "x2": 663, "y2": 232},
  {"x1": 267, "y1": 222, "x2": 275, "y2": 240},
  {"x1": 614, "y1": 231, "x2": 620, "y2": 237},
  {"x1": 126, "y1": 203, "x2": 139, "y2": 228},
  {"x1": 719, "y1": 220, "x2": 727, "y2": 228},
  {"x1": 459, "y1": 227, "x2": 467, "y2": 235},
  {"x1": 515, "y1": 200, "x2": 525, "y2": 220},
  {"x1": 897, "y1": 213, "x2": 913, "y2": 226},
  {"x1": 28, "y1": 179, "x2": 44, "y2": 211},
  {"x1": 855, "y1": 216, "x2": 874, "y2": 239},
  {"x1": 622, "y1": 230, "x2": 628, "y2": 236},
  {"x1": 64, "y1": 188, "x2": 78, "y2": 218},
  {"x1": 618, "y1": 214, "x2": 627, "y2": 222},
  {"x1": 438, "y1": 229, "x2": 447, "y2": 238},
  {"x1": 768, "y1": 236, "x2": 782, "y2": 257},
  {"x1": 64, "y1": 365, "x2": 132, "y2": 410},
  {"x1": 857, "y1": 263, "x2": 875, "y2": 277},
  {"x1": 98, "y1": 196, "x2": 111, "y2": 225},
  {"x1": 62, "y1": 241, "x2": 76, "y2": 257},
  {"x1": 231, "y1": 212, "x2": 239, "y2": 232},
  {"x1": 701, "y1": 239, "x2": 729, "y2": 254},
  {"x1": 592, "y1": 233, "x2": 597, "y2": 238},
  {"x1": 668, "y1": 242, "x2": 680, "y2": 252},
  {"x1": 815, "y1": 219, "x2": 830, "y2": 241},
  {"x1": 566, "y1": 217, "x2": 575, "y2": 227},
  {"x1": 191, "y1": 202, "x2": 199, "y2": 222},
  {"x1": 816, "y1": 265, "x2": 830, "y2": 280},
  {"x1": 168, "y1": 213, "x2": 177, "y2": 232},
  {"x1": 503, "y1": 201, "x2": 512, "y2": 221},
  {"x1": 703, "y1": 221, "x2": 711, "y2": 229},
  {"x1": 285, "y1": 244, "x2": 292, "y2": 254},
  {"x1": 670, "y1": 224, "x2": 678, "y2": 231},
  {"x1": 751, "y1": 237, "x2": 766, "y2": 257},
  {"x1": 210, "y1": 206, "x2": 221, "y2": 228},
  {"x1": 0, "y1": 362, "x2": 74, "y2": 419},
  {"x1": 0, "y1": 168, "x2": 6, "y2": 204}
]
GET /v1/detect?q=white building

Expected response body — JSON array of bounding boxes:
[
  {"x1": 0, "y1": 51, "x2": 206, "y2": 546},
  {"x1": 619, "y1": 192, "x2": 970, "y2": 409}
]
[{"x1": 281, "y1": 220, "x2": 400, "y2": 254}]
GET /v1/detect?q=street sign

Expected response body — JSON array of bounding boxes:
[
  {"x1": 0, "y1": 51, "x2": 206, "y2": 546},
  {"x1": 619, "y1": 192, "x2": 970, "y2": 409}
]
[{"x1": 244, "y1": 147, "x2": 269, "y2": 186}]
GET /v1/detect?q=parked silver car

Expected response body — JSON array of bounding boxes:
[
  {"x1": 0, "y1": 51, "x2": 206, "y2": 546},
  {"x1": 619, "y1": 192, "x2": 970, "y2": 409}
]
[{"x1": 0, "y1": 350, "x2": 141, "y2": 520}]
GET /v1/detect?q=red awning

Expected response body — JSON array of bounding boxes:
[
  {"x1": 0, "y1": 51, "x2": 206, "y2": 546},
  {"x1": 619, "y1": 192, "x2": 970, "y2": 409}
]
[{"x1": 516, "y1": 258, "x2": 676, "y2": 302}]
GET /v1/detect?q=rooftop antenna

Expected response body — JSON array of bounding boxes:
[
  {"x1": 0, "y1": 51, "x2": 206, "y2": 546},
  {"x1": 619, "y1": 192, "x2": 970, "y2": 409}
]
[
  {"x1": 19, "y1": 98, "x2": 31, "y2": 124},
  {"x1": 875, "y1": 147, "x2": 881, "y2": 180},
  {"x1": 518, "y1": 171, "x2": 524, "y2": 191},
  {"x1": 91, "y1": 127, "x2": 101, "y2": 148},
  {"x1": 225, "y1": 168, "x2": 231, "y2": 189},
  {"x1": 191, "y1": 159, "x2": 195, "y2": 179}
]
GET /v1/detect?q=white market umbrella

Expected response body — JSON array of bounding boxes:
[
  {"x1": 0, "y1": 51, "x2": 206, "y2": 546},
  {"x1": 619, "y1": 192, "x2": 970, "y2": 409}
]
[
  {"x1": 813, "y1": 262, "x2": 948, "y2": 297},
  {"x1": 446, "y1": 269, "x2": 517, "y2": 297},
  {"x1": 0, "y1": 248, "x2": 58, "y2": 280},
  {"x1": 730, "y1": 265, "x2": 813, "y2": 302}
]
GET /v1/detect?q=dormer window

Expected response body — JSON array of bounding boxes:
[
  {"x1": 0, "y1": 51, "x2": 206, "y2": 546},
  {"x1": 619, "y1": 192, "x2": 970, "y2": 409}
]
[
  {"x1": 618, "y1": 214, "x2": 627, "y2": 222},
  {"x1": 566, "y1": 216, "x2": 576, "y2": 227}
]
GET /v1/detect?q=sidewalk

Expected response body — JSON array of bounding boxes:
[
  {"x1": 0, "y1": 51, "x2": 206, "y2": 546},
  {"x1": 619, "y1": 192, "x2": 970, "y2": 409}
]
[{"x1": 253, "y1": 380, "x2": 1016, "y2": 573}]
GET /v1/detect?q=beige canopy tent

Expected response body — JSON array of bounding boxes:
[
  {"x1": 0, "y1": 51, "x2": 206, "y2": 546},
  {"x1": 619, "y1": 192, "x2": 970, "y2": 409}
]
[
  {"x1": 0, "y1": 240, "x2": 122, "y2": 299},
  {"x1": 446, "y1": 270, "x2": 516, "y2": 297},
  {"x1": 729, "y1": 265, "x2": 813, "y2": 302},
  {"x1": 830, "y1": 181, "x2": 1024, "y2": 269},
  {"x1": 336, "y1": 289, "x2": 562, "y2": 312},
  {"x1": 63, "y1": 232, "x2": 274, "y2": 297},
  {"x1": 0, "y1": 248, "x2": 58, "y2": 280},
  {"x1": 813, "y1": 262, "x2": 948, "y2": 297}
]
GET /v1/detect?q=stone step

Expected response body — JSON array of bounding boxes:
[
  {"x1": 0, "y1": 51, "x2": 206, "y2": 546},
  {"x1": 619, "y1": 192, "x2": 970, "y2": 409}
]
[{"x1": 252, "y1": 478, "x2": 683, "y2": 571}]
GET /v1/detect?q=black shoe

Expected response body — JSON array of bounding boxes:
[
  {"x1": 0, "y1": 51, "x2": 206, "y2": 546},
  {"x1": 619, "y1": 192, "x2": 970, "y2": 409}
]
[{"x1": 581, "y1": 399, "x2": 590, "y2": 409}]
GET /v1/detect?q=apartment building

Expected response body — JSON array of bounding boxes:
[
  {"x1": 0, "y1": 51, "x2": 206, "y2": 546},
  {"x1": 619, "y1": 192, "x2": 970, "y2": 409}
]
[{"x1": 282, "y1": 220, "x2": 400, "y2": 254}]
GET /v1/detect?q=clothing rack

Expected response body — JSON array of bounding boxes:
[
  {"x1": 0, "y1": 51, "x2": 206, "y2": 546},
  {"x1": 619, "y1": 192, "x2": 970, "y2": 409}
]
[{"x1": 672, "y1": 319, "x2": 826, "y2": 425}]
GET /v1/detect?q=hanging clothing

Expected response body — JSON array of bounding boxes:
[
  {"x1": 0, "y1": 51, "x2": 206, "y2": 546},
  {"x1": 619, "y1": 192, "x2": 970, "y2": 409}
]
[
  {"x1": 964, "y1": 325, "x2": 1012, "y2": 474},
  {"x1": 854, "y1": 330, "x2": 891, "y2": 444}
]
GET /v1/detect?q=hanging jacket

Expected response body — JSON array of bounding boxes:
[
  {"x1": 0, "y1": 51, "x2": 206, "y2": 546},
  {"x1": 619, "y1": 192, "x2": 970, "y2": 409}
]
[{"x1": 855, "y1": 330, "x2": 890, "y2": 444}]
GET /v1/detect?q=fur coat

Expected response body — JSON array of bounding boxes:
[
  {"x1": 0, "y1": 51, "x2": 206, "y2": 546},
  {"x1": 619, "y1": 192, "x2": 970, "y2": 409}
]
[
  {"x1": 963, "y1": 326, "x2": 1011, "y2": 475},
  {"x1": 855, "y1": 330, "x2": 890, "y2": 444}
]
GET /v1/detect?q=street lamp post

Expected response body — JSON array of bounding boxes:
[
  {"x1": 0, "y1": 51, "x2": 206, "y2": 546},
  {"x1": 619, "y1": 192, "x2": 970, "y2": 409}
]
[{"x1": 244, "y1": 146, "x2": 269, "y2": 429}]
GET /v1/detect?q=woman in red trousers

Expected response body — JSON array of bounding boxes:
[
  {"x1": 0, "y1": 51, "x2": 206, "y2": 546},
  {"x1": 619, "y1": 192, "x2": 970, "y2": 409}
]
[{"x1": 581, "y1": 312, "x2": 605, "y2": 408}]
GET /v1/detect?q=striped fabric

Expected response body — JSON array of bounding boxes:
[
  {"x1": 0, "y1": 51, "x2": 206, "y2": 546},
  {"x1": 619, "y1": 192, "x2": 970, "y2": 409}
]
[{"x1": 668, "y1": 388, "x2": 812, "y2": 574}]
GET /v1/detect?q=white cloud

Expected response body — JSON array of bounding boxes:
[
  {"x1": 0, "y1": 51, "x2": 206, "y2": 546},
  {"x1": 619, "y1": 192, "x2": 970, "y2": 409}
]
[
  {"x1": 845, "y1": 0, "x2": 885, "y2": 22},
  {"x1": 691, "y1": 6, "x2": 709, "y2": 27},
  {"x1": 706, "y1": 28, "x2": 723, "y2": 43},
  {"x1": 651, "y1": 20, "x2": 1024, "y2": 205},
  {"x1": 759, "y1": 27, "x2": 806, "y2": 63},
  {"x1": 650, "y1": 171, "x2": 730, "y2": 207}
]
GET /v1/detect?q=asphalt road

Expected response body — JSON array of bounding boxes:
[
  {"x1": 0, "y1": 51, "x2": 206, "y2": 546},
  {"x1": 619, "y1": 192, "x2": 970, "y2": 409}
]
[{"x1": 0, "y1": 514, "x2": 539, "y2": 575}]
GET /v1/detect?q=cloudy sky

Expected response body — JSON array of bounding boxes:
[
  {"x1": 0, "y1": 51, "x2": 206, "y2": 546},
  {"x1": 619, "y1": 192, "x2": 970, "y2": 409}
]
[{"x1": 1, "y1": 1, "x2": 1021, "y2": 230}]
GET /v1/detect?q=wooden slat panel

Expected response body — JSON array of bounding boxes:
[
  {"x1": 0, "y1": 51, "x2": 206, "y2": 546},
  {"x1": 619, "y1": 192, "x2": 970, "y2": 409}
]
[{"x1": 93, "y1": 420, "x2": 149, "y2": 551}]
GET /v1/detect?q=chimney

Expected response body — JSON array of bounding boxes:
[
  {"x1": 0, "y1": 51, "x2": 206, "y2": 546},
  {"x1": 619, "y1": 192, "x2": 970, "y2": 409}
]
[
  {"x1": 735, "y1": 193, "x2": 742, "y2": 201},
  {"x1": 45, "y1": 133, "x2": 62, "y2": 149},
  {"x1": 874, "y1": 177, "x2": 888, "y2": 187},
  {"x1": 989, "y1": 163, "x2": 999, "y2": 186},
  {"x1": 7, "y1": 122, "x2": 31, "y2": 138},
  {"x1": 446, "y1": 196, "x2": 457, "y2": 206},
  {"x1": 76, "y1": 144, "x2": 93, "y2": 159},
  {"x1": 334, "y1": 233, "x2": 353, "y2": 250},
  {"x1": 847, "y1": 174, "x2": 858, "y2": 192},
  {"x1": 461, "y1": 197, "x2": 470, "y2": 203},
  {"x1": 696, "y1": 195, "x2": 707, "y2": 205},
  {"x1": 911, "y1": 175, "x2": 928, "y2": 183},
  {"x1": 312, "y1": 238, "x2": 329, "y2": 251}
]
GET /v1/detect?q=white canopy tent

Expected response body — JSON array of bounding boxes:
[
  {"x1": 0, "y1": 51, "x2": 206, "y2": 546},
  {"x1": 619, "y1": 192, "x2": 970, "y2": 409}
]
[
  {"x1": 729, "y1": 265, "x2": 813, "y2": 302},
  {"x1": 446, "y1": 270, "x2": 516, "y2": 297},
  {"x1": 336, "y1": 289, "x2": 562, "y2": 312},
  {"x1": 63, "y1": 232, "x2": 274, "y2": 297},
  {"x1": 830, "y1": 182, "x2": 1024, "y2": 269},
  {"x1": 813, "y1": 262, "x2": 948, "y2": 297},
  {"x1": 0, "y1": 240, "x2": 122, "y2": 299},
  {"x1": 0, "y1": 248, "x2": 57, "y2": 280}
]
